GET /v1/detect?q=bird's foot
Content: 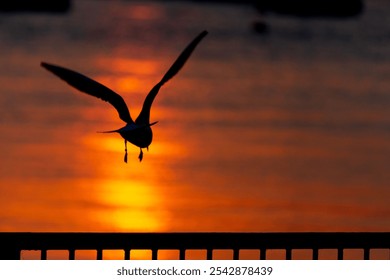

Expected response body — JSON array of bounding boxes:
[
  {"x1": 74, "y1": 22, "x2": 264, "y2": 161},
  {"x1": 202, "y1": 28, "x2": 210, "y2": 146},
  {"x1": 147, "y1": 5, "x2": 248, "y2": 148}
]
[
  {"x1": 138, "y1": 149, "x2": 143, "y2": 162},
  {"x1": 124, "y1": 151, "x2": 128, "y2": 163},
  {"x1": 124, "y1": 139, "x2": 128, "y2": 163}
]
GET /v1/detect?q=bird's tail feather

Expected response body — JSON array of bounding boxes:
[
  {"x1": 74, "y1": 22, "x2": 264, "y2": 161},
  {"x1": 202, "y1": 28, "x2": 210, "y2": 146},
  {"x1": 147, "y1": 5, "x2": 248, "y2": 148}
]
[{"x1": 97, "y1": 129, "x2": 120, "y2": 133}]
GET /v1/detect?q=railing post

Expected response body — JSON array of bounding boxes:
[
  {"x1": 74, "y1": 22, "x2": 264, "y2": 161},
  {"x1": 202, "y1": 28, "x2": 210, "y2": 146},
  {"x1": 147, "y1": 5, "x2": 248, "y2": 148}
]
[
  {"x1": 97, "y1": 249, "x2": 103, "y2": 260},
  {"x1": 206, "y1": 248, "x2": 213, "y2": 260},
  {"x1": 233, "y1": 248, "x2": 239, "y2": 260},
  {"x1": 337, "y1": 248, "x2": 344, "y2": 260},
  {"x1": 69, "y1": 249, "x2": 75, "y2": 260},
  {"x1": 179, "y1": 249, "x2": 186, "y2": 260},
  {"x1": 285, "y1": 248, "x2": 292, "y2": 260},
  {"x1": 260, "y1": 248, "x2": 266, "y2": 260},
  {"x1": 124, "y1": 249, "x2": 131, "y2": 260},
  {"x1": 41, "y1": 249, "x2": 47, "y2": 260},
  {"x1": 312, "y1": 248, "x2": 319, "y2": 260},
  {"x1": 363, "y1": 248, "x2": 370, "y2": 260},
  {"x1": 152, "y1": 249, "x2": 158, "y2": 260},
  {"x1": 0, "y1": 248, "x2": 20, "y2": 260}
]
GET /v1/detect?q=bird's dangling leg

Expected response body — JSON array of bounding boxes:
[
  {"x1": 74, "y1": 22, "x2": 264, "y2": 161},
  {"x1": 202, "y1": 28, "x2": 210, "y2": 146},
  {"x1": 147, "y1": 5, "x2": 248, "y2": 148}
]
[
  {"x1": 124, "y1": 139, "x2": 128, "y2": 163},
  {"x1": 138, "y1": 148, "x2": 143, "y2": 162}
]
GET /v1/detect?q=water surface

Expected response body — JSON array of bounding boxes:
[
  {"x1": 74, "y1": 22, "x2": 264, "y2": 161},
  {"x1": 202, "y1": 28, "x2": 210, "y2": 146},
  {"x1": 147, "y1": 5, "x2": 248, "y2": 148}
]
[{"x1": 0, "y1": 0, "x2": 389, "y2": 233}]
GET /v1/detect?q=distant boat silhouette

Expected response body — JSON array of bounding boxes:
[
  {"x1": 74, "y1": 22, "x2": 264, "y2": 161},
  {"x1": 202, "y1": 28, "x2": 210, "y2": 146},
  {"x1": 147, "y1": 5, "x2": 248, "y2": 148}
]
[
  {"x1": 0, "y1": 0, "x2": 71, "y2": 13},
  {"x1": 42, "y1": 30, "x2": 208, "y2": 162},
  {"x1": 255, "y1": 0, "x2": 363, "y2": 18}
]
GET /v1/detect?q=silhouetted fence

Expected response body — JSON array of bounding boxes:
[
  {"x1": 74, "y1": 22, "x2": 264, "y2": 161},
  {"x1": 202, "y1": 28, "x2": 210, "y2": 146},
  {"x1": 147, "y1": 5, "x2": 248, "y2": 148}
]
[{"x1": 0, "y1": 232, "x2": 389, "y2": 260}]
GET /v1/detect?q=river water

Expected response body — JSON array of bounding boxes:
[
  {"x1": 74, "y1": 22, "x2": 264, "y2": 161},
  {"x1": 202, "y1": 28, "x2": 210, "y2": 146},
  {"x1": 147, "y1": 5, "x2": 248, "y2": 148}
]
[{"x1": 0, "y1": 0, "x2": 389, "y2": 240}]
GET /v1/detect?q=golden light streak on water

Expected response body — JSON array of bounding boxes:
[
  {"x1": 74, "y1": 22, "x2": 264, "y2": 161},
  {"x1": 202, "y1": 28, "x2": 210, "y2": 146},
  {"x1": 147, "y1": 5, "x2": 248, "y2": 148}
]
[
  {"x1": 94, "y1": 179, "x2": 169, "y2": 232},
  {"x1": 95, "y1": 58, "x2": 159, "y2": 97},
  {"x1": 80, "y1": 132, "x2": 175, "y2": 232},
  {"x1": 98, "y1": 58, "x2": 158, "y2": 76}
]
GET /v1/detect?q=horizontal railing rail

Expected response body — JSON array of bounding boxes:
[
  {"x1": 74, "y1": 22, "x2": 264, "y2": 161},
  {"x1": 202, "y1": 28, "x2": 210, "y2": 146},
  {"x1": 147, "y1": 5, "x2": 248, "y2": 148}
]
[{"x1": 0, "y1": 232, "x2": 389, "y2": 260}]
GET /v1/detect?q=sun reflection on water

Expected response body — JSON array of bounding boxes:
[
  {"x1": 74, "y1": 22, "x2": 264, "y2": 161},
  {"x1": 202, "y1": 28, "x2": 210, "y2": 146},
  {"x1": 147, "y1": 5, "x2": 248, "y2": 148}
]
[
  {"x1": 94, "y1": 179, "x2": 168, "y2": 232},
  {"x1": 80, "y1": 127, "x2": 181, "y2": 232},
  {"x1": 95, "y1": 57, "x2": 160, "y2": 95}
]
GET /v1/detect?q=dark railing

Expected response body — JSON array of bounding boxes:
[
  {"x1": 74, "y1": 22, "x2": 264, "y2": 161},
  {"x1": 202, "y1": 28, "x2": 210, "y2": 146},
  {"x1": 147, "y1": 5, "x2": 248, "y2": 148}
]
[{"x1": 0, "y1": 232, "x2": 389, "y2": 260}]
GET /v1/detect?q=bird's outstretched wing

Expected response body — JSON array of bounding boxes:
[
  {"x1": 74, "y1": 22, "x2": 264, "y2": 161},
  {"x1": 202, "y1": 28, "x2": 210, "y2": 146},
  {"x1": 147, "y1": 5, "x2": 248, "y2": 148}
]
[
  {"x1": 41, "y1": 62, "x2": 133, "y2": 124},
  {"x1": 136, "y1": 30, "x2": 208, "y2": 125}
]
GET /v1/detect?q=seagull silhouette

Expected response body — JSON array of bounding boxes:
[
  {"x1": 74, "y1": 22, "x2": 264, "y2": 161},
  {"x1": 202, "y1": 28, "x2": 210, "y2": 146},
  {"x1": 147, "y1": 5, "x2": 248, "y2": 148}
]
[{"x1": 41, "y1": 30, "x2": 208, "y2": 162}]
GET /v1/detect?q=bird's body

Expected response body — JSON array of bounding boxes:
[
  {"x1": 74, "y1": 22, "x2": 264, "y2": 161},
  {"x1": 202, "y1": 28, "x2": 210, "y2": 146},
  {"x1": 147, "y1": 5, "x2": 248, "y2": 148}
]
[
  {"x1": 41, "y1": 30, "x2": 207, "y2": 162},
  {"x1": 119, "y1": 124, "x2": 153, "y2": 149}
]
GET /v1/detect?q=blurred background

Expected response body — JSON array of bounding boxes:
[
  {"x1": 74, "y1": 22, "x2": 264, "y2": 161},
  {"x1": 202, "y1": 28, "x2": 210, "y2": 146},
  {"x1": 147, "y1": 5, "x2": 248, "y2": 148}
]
[{"x1": 0, "y1": 0, "x2": 389, "y2": 239}]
